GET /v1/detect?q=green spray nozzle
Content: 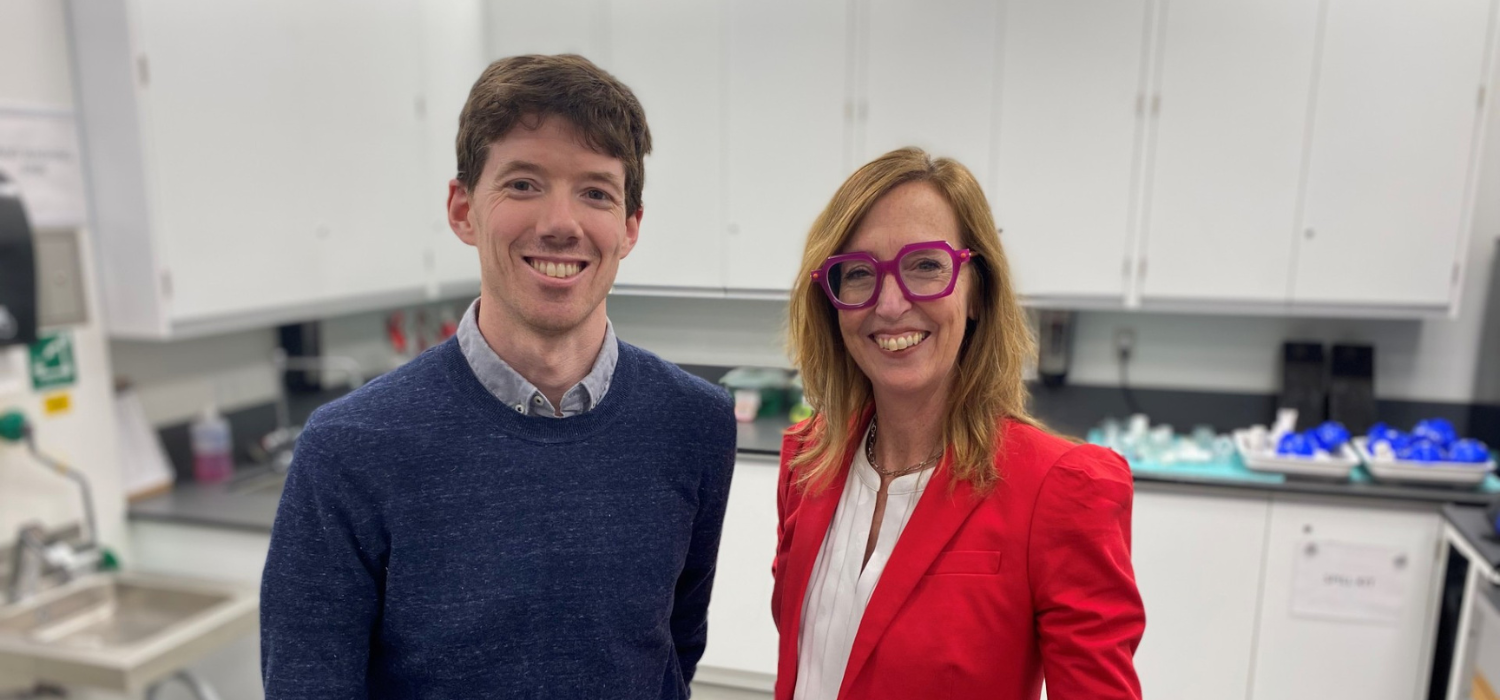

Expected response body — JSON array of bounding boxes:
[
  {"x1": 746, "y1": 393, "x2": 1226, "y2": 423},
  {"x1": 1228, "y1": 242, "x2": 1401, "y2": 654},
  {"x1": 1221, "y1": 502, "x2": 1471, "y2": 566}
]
[{"x1": 0, "y1": 410, "x2": 26, "y2": 443}]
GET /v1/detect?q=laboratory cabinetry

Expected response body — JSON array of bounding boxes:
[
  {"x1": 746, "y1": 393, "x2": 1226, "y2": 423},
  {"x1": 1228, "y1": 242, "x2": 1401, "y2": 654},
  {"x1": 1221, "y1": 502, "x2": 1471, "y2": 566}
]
[{"x1": 68, "y1": 0, "x2": 432, "y2": 339}]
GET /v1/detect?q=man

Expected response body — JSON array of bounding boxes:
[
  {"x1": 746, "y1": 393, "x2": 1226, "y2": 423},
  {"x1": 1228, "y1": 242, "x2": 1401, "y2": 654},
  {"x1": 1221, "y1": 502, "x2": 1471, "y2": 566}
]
[{"x1": 261, "y1": 54, "x2": 737, "y2": 699}]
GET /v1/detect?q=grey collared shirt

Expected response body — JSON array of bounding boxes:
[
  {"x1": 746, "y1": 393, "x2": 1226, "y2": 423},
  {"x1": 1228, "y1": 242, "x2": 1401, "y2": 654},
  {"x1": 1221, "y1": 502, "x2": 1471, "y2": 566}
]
[{"x1": 456, "y1": 299, "x2": 617, "y2": 418}]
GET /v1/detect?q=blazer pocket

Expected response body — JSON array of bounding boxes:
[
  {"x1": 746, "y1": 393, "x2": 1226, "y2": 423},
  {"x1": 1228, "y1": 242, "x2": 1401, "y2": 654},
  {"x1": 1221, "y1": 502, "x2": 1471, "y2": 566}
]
[{"x1": 926, "y1": 550, "x2": 1002, "y2": 575}]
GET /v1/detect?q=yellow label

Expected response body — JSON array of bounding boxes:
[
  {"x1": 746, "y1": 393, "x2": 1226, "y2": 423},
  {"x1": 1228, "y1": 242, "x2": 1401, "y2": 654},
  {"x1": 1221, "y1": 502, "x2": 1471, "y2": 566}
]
[{"x1": 42, "y1": 392, "x2": 71, "y2": 416}]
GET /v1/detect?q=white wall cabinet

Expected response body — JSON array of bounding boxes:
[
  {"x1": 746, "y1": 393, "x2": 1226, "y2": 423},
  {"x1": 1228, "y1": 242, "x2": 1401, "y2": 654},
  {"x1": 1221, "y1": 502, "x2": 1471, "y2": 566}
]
[
  {"x1": 424, "y1": 0, "x2": 488, "y2": 299},
  {"x1": 604, "y1": 0, "x2": 727, "y2": 293},
  {"x1": 70, "y1": 0, "x2": 432, "y2": 340},
  {"x1": 993, "y1": 0, "x2": 1151, "y2": 304},
  {"x1": 1291, "y1": 0, "x2": 1494, "y2": 310},
  {"x1": 1136, "y1": 0, "x2": 1321, "y2": 305},
  {"x1": 859, "y1": 0, "x2": 1001, "y2": 193},
  {"x1": 483, "y1": 0, "x2": 608, "y2": 60},
  {"x1": 1249, "y1": 500, "x2": 1443, "y2": 700},
  {"x1": 723, "y1": 0, "x2": 852, "y2": 294},
  {"x1": 1131, "y1": 490, "x2": 1269, "y2": 700}
]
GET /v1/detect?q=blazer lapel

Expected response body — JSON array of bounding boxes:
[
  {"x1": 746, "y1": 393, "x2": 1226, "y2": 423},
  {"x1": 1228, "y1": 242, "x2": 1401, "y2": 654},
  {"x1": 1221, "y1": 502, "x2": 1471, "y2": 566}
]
[
  {"x1": 837, "y1": 458, "x2": 983, "y2": 698},
  {"x1": 776, "y1": 414, "x2": 869, "y2": 698}
]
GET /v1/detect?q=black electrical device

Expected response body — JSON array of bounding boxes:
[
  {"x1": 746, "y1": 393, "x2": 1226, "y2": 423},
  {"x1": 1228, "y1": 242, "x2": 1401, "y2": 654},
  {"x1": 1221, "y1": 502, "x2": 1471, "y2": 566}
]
[
  {"x1": 1328, "y1": 343, "x2": 1377, "y2": 433},
  {"x1": 1279, "y1": 341, "x2": 1326, "y2": 430},
  {"x1": 279, "y1": 321, "x2": 323, "y2": 393},
  {"x1": 0, "y1": 173, "x2": 39, "y2": 347}
]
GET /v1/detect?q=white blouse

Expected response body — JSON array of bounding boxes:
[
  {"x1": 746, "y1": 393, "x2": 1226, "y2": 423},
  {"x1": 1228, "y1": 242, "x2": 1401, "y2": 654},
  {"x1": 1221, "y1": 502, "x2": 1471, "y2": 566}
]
[{"x1": 794, "y1": 430, "x2": 936, "y2": 700}]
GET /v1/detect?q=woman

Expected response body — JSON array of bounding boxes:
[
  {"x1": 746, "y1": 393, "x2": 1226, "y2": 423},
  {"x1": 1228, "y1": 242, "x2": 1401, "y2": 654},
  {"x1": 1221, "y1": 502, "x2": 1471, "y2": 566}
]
[{"x1": 773, "y1": 148, "x2": 1145, "y2": 700}]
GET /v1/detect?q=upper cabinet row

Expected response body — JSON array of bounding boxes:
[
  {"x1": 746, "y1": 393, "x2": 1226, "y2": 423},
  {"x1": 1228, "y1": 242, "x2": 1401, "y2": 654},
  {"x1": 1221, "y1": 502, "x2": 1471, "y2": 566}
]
[
  {"x1": 70, "y1": 0, "x2": 1497, "y2": 338},
  {"x1": 601, "y1": 0, "x2": 1496, "y2": 315}
]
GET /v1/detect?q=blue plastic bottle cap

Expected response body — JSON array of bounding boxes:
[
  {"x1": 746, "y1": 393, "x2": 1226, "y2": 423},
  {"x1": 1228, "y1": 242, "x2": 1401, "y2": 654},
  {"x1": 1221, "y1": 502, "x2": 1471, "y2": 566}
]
[
  {"x1": 1397, "y1": 439, "x2": 1444, "y2": 463},
  {"x1": 1277, "y1": 432, "x2": 1316, "y2": 458},
  {"x1": 1413, "y1": 418, "x2": 1458, "y2": 448},
  {"x1": 1368, "y1": 421, "x2": 1397, "y2": 439},
  {"x1": 1313, "y1": 421, "x2": 1350, "y2": 451},
  {"x1": 1450, "y1": 439, "x2": 1491, "y2": 464}
]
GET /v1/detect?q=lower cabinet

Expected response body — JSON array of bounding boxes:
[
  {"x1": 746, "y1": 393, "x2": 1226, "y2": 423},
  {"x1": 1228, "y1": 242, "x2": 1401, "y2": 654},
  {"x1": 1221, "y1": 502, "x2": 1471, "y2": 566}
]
[
  {"x1": 1248, "y1": 498, "x2": 1443, "y2": 700},
  {"x1": 699, "y1": 457, "x2": 781, "y2": 688},
  {"x1": 1132, "y1": 489, "x2": 1271, "y2": 700}
]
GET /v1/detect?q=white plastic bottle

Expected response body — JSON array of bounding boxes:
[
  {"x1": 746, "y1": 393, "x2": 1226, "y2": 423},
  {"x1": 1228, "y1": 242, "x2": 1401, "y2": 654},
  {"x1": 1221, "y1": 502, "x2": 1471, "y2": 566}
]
[{"x1": 190, "y1": 404, "x2": 234, "y2": 484}]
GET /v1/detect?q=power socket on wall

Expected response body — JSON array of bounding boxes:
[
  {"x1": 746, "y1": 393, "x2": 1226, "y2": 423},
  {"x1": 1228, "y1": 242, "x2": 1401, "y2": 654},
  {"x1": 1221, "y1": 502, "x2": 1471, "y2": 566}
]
[{"x1": 1113, "y1": 327, "x2": 1137, "y2": 360}]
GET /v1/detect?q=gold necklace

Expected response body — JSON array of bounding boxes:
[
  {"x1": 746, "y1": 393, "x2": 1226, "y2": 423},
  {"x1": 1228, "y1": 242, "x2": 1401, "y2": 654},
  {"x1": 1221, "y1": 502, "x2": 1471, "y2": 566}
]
[{"x1": 865, "y1": 417, "x2": 944, "y2": 479}]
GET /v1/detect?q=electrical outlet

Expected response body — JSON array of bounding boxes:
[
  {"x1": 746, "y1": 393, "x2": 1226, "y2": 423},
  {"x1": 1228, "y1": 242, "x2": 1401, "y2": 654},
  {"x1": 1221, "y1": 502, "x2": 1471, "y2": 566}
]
[{"x1": 1113, "y1": 327, "x2": 1137, "y2": 358}]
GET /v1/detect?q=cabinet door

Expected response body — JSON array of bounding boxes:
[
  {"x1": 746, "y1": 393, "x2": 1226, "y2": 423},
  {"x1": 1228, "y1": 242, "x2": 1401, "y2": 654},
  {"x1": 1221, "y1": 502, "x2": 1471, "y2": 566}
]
[
  {"x1": 1292, "y1": 0, "x2": 1493, "y2": 308},
  {"x1": 134, "y1": 0, "x2": 321, "y2": 321},
  {"x1": 483, "y1": 0, "x2": 608, "y2": 61},
  {"x1": 144, "y1": 0, "x2": 429, "y2": 323},
  {"x1": 1132, "y1": 490, "x2": 1270, "y2": 700},
  {"x1": 293, "y1": 0, "x2": 430, "y2": 306},
  {"x1": 605, "y1": 0, "x2": 725, "y2": 291},
  {"x1": 1138, "y1": 0, "x2": 1321, "y2": 303},
  {"x1": 724, "y1": 0, "x2": 850, "y2": 292},
  {"x1": 1250, "y1": 500, "x2": 1442, "y2": 700},
  {"x1": 993, "y1": 0, "x2": 1150, "y2": 302},
  {"x1": 861, "y1": 0, "x2": 1000, "y2": 191},
  {"x1": 700, "y1": 458, "x2": 780, "y2": 676},
  {"x1": 424, "y1": 0, "x2": 488, "y2": 295}
]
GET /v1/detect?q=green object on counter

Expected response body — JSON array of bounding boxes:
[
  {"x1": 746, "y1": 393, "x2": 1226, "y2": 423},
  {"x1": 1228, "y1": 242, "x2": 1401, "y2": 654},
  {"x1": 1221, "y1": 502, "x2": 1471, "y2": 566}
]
[
  {"x1": 99, "y1": 548, "x2": 121, "y2": 572},
  {"x1": 720, "y1": 367, "x2": 792, "y2": 419},
  {"x1": 0, "y1": 410, "x2": 26, "y2": 443}
]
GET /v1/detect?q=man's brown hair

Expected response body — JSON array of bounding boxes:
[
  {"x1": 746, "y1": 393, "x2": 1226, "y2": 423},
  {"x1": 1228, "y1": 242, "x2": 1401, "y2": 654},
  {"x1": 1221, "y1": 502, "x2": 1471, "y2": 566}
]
[{"x1": 456, "y1": 54, "x2": 652, "y2": 216}]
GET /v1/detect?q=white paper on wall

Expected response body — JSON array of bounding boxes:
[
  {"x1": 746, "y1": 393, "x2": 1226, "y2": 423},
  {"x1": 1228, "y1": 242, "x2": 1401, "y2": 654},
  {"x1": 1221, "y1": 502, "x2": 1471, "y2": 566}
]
[
  {"x1": 0, "y1": 104, "x2": 87, "y2": 229},
  {"x1": 1291, "y1": 539, "x2": 1411, "y2": 624}
]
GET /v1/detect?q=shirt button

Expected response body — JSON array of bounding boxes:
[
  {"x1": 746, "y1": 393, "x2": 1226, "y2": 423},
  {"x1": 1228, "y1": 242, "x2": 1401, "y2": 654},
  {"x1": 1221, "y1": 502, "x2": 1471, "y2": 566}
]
[
  {"x1": 532, "y1": 395, "x2": 544, "y2": 405},
  {"x1": 514, "y1": 404, "x2": 525, "y2": 413}
]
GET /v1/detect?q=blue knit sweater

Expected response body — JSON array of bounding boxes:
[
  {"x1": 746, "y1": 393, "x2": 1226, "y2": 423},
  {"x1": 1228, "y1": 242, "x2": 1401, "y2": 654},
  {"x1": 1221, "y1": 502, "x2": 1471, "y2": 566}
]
[{"x1": 261, "y1": 337, "x2": 737, "y2": 699}]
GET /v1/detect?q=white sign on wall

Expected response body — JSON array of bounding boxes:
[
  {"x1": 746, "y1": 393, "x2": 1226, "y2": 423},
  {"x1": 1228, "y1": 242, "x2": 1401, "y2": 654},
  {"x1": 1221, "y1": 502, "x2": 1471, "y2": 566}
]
[
  {"x1": 0, "y1": 105, "x2": 86, "y2": 229},
  {"x1": 1291, "y1": 540, "x2": 1411, "y2": 624}
]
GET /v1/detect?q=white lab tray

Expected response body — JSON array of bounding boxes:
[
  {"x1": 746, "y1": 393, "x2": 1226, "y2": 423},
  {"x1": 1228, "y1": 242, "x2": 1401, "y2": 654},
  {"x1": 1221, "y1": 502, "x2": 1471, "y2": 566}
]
[
  {"x1": 1352, "y1": 437, "x2": 1495, "y2": 486},
  {"x1": 1234, "y1": 429, "x2": 1360, "y2": 480}
]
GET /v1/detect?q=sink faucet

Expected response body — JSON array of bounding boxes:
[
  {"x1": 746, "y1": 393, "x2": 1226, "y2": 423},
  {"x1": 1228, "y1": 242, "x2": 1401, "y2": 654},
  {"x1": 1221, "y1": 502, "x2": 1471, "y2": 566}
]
[
  {"x1": 1, "y1": 410, "x2": 102, "y2": 605},
  {"x1": 255, "y1": 349, "x2": 364, "y2": 472},
  {"x1": 6, "y1": 523, "x2": 48, "y2": 605}
]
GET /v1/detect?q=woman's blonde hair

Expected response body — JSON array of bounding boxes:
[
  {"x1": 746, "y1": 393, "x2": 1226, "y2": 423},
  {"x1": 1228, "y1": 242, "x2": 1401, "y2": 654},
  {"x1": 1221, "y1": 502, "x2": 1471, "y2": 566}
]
[{"x1": 787, "y1": 147, "x2": 1044, "y2": 494}]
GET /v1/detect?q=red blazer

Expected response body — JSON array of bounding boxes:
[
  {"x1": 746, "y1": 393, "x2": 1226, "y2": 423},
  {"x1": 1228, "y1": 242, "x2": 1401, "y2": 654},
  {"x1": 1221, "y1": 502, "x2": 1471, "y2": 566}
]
[{"x1": 771, "y1": 417, "x2": 1145, "y2": 700}]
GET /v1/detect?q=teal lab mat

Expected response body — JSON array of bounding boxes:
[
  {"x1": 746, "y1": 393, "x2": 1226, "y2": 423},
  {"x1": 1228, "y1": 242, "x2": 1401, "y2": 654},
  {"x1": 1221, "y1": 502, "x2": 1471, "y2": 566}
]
[
  {"x1": 1088, "y1": 430, "x2": 1286, "y2": 485},
  {"x1": 1127, "y1": 453, "x2": 1287, "y2": 485}
]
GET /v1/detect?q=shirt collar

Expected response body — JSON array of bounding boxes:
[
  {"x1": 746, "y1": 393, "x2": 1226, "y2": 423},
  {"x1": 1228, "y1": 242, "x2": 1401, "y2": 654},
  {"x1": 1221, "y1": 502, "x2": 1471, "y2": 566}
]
[{"x1": 455, "y1": 298, "x2": 617, "y2": 418}]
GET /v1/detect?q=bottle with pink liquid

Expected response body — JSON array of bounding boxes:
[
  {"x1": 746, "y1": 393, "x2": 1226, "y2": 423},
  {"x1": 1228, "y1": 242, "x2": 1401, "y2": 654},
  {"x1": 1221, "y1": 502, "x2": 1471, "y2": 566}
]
[{"x1": 190, "y1": 404, "x2": 235, "y2": 484}]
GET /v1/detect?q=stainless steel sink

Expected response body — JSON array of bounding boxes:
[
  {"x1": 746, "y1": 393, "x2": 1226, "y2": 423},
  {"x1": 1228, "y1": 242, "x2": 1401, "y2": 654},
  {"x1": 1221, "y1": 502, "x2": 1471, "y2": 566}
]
[{"x1": 0, "y1": 572, "x2": 257, "y2": 693}]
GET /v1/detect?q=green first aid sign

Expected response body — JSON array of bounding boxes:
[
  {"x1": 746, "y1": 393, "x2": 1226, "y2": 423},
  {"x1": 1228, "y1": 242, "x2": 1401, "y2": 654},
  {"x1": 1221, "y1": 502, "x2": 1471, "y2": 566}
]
[{"x1": 30, "y1": 331, "x2": 77, "y2": 391}]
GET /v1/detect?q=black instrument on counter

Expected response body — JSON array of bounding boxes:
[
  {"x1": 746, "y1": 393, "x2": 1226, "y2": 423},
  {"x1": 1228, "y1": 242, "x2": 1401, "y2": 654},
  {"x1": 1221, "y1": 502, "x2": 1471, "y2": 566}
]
[
  {"x1": 1280, "y1": 341, "x2": 1327, "y2": 430},
  {"x1": 0, "y1": 171, "x2": 38, "y2": 347},
  {"x1": 1328, "y1": 343, "x2": 1377, "y2": 434}
]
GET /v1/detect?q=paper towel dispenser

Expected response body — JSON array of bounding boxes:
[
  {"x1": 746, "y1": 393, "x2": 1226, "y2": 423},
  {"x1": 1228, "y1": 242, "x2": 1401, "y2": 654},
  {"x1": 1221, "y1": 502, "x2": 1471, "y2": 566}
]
[{"x1": 0, "y1": 172, "x2": 38, "y2": 347}]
